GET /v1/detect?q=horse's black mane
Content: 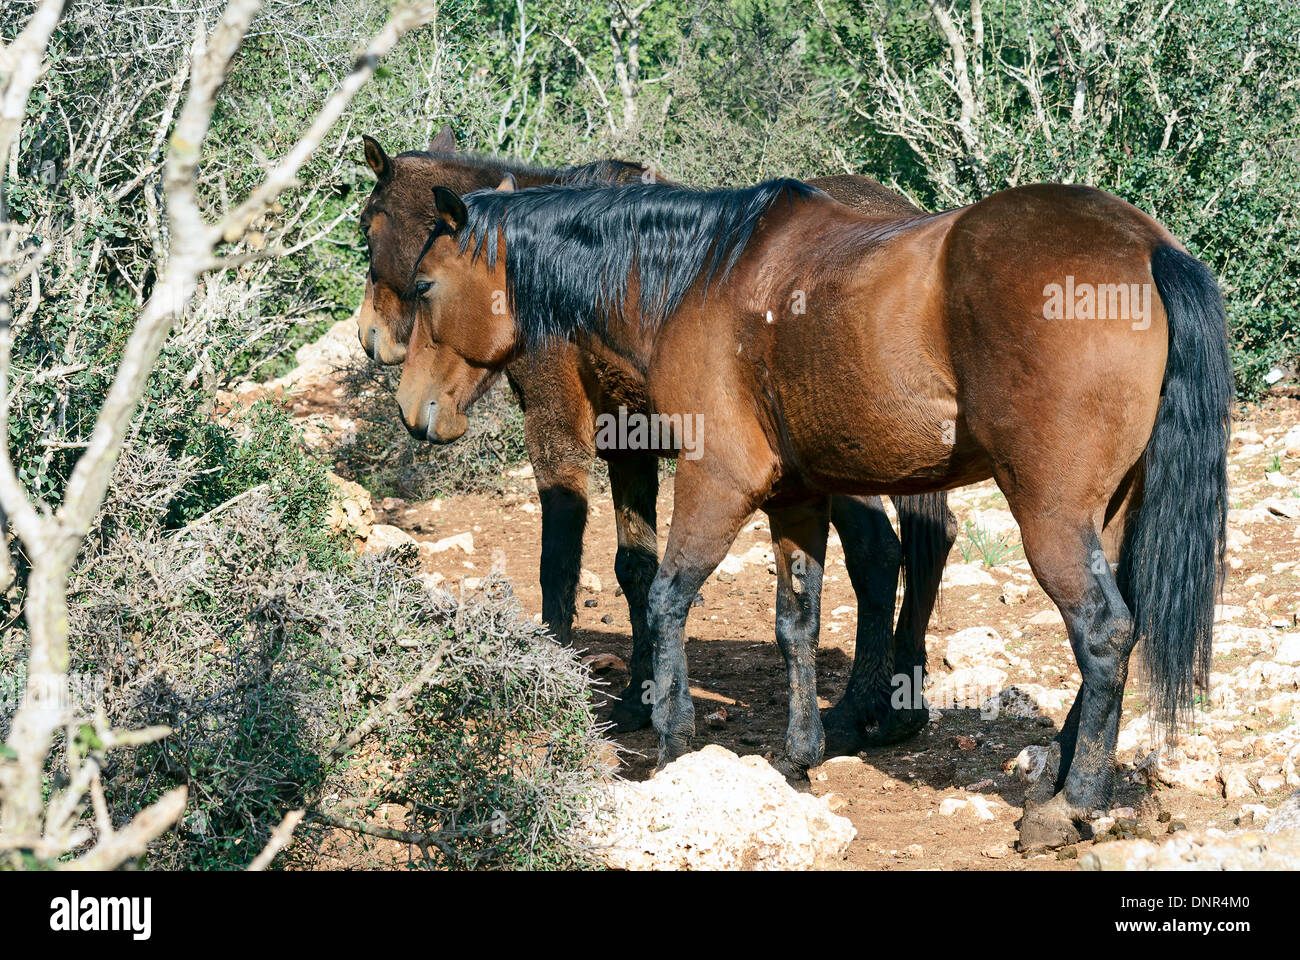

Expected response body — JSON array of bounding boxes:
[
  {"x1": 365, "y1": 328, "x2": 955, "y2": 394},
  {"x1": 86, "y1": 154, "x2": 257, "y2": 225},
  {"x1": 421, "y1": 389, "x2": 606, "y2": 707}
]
[{"x1": 455, "y1": 178, "x2": 821, "y2": 348}]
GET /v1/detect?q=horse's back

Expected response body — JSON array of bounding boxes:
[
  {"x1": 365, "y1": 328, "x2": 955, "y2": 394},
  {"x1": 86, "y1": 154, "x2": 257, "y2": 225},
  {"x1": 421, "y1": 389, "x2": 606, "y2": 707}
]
[{"x1": 807, "y1": 174, "x2": 921, "y2": 218}]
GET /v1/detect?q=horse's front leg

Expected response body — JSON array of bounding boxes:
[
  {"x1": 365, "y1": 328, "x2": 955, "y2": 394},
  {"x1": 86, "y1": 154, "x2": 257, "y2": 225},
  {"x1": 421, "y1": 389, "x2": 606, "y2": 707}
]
[
  {"x1": 523, "y1": 404, "x2": 594, "y2": 648},
  {"x1": 647, "y1": 459, "x2": 765, "y2": 769},
  {"x1": 768, "y1": 497, "x2": 831, "y2": 777}
]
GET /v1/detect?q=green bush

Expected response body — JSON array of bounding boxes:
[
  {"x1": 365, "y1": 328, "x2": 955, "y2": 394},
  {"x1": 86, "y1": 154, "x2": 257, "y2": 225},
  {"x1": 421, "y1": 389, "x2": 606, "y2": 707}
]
[
  {"x1": 823, "y1": 0, "x2": 1300, "y2": 394},
  {"x1": 54, "y1": 483, "x2": 607, "y2": 870}
]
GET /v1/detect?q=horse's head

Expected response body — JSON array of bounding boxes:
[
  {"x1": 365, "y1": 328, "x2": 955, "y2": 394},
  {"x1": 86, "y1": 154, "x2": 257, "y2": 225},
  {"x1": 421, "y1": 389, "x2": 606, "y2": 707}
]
[
  {"x1": 359, "y1": 131, "x2": 663, "y2": 368},
  {"x1": 395, "y1": 176, "x2": 521, "y2": 443},
  {"x1": 357, "y1": 126, "x2": 468, "y2": 365}
]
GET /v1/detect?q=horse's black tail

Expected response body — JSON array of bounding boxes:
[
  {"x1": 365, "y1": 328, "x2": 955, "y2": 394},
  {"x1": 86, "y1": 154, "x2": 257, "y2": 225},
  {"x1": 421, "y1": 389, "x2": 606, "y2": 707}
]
[{"x1": 1118, "y1": 245, "x2": 1232, "y2": 734}]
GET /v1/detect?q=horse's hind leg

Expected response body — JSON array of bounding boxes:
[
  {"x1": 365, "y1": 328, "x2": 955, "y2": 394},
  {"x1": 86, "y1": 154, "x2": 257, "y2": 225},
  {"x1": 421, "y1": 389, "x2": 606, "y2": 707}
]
[
  {"x1": 606, "y1": 454, "x2": 660, "y2": 731},
  {"x1": 822, "y1": 495, "x2": 901, "y2": 755},
  {"x1": 824, "y1": 493, "x2": 956, "y2": 754},
  {"x1": 1026, "y1": 472, "x2": 1142, "y2": 809},
  {"x1": 871, "y1": 492, "x2": 956, "y2": 746},
  {"x1": 768, "y1": 497, "x2": 831, "y2": 775},
  {"x1": 1013, "y1": 516, "x2": 1137, "y2": 852}
]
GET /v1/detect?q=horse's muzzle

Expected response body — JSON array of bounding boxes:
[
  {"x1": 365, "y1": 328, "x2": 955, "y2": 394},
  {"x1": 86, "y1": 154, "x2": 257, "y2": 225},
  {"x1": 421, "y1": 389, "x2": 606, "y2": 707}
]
[
  {"x1": 360, "y1": 322, "x2": 407, "y2": 365},
  {"x1": 403, "y1": 399, "x2": 440, "y2": 442}
]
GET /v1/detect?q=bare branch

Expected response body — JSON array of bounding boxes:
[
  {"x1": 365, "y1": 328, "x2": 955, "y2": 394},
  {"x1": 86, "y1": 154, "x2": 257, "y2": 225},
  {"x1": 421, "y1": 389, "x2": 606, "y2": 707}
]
[
  {"x1": 246, "y1": 809, "x2": 304, "y2": 870},
  {"x1": 67, "y1": 786, "x2": 188, "y2": 871}
]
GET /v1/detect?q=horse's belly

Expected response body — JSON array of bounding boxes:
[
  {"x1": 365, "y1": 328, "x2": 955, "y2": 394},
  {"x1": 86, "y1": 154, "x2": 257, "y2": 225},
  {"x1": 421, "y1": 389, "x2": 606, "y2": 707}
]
[{"x1": 770, "y1": 355, "x2": 989, "y2": 495}]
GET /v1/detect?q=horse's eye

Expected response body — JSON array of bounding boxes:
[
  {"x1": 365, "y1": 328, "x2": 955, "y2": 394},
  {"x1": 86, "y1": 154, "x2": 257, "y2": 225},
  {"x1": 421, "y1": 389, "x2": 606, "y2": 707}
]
[{"x1": 415, "y1": 280, "x2": 434, "y2": 297}]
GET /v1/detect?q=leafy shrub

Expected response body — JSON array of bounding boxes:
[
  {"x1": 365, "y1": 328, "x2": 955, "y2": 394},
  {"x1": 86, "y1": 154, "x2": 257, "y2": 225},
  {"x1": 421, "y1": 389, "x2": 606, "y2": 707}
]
[
  {"x1": 826, "y1": 0, "x2": 1300, "y2": 395},
  {"x1": 54, "y1": 488, "x2": 604, "y2": 869}
]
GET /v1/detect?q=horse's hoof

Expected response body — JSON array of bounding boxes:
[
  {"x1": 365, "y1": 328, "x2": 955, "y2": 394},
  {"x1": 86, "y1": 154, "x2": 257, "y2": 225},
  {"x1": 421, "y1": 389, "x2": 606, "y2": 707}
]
[
  {"x1": 770, "y1": 754, "x2": 812, "y2": 782},
  {"x1": 1017, "y1": 794, "x2": 1083, "y2": 854},
  {"x1": 822, "y1": 720, "x2": 863, "y2": 757},
  {"x1": 607, "y1": 690, "x2": 653, "y2": 732},
  {"x1": 858, "y1": 708, "x2": 928, "y2": 748},
  {"x1": 655, "y1": 734, "x2": 692, "y2": 772}
]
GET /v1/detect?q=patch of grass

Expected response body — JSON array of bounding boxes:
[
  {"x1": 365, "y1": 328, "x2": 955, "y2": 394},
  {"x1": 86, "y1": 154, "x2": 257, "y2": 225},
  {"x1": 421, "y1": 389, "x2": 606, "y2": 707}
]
[{"x1": 957, "y1": 521, "x2": 1023, "y2": 568}]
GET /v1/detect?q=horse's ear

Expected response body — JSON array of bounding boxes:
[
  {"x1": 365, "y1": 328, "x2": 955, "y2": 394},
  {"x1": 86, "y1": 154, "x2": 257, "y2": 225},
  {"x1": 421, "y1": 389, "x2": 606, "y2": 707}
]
[
  {"x1": 496, "y1": 172, "x2": 517, "y2": 193},
  {"x1": 362, "y1": 135, "x2": 392, "y2": 183},
  {"x1": 429, "y1": 123, "x2": 457, "y2": 154},
  {"x1": 432, "y1": 186, "x2": 467, "y2": 232}
]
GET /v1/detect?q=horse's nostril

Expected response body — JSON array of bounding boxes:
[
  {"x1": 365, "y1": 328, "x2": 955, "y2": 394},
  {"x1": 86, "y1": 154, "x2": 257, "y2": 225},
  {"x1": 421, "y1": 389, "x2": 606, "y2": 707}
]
[
  {"x1": 424, "y1": 401, "x2": 439, "y2": 440},
  {"x1": 366, "y1": 326, "x2": 379, "y2": 357}
]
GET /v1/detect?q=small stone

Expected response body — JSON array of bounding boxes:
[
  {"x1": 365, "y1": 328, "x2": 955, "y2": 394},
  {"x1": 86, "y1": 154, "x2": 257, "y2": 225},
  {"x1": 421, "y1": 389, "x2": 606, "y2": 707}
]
[
  {"x1": 1221, "y1": 766, "x2": 1256, "y2": 800},
  {"x1": 944, "y1": 626, "x2": 1008, "y2": 669},
  {"x1": 362, "y1": 523, "x2": 417, "y2": 554},
  {"x1": 1014, "y1": 744, "x2": 1052, "y2": 784},
  {"x1": 717, "y1": 554, "x2": 746, "y2": 577},
  {"x1": 938, "y1": 797, "x2": 966, "y2": 816},
  {"x1": 425, "y1": 531, "x2": 475, "y2": 555},
  {"x1": 943, "y1": 563, "x2": 998, "y2": 587},
  {"x1": 584, "y1": 598, "x2": 599, "y2": 608},
  {"x1": 704, "y1": 707, "x2": 728, "y2": 729},
  {"x1": 1056, "y1": 845, "x2": 1078, "y2": 860},
  {"x1": 1000, "y1": 581, "x2": 1029, "y2": 606},
  {"x1": 981, "y1": 842, "x2": 1011, "y2": 860},
  {"x1": 1027, "y1": 609, "x2": 1064, "y2": 627},
  {"x1": 1274, "y1": 634, "x2": 1300, "y2": 666},
  {"x1": 325, "y1": 472, "x2": 374, "y2": 540},
  {"x1": 1258, "y1": 497, "x2": 1300, "y2": 520},
  {"x1": 1237, "y1": 803, "x2": 1271, "y2": 826},
  {"x1": 579, "y1": 568, "x2": 602, "y2": 592},
  {"x1": 967, "y1": 796, "x2": 998, "y2": 821},
  {"x1": 582, "y1": 653, "x2": 627, "y2": 672},
  {"x1": 580, "y1": 745, "x2": 855, "y2": 870},
  {"x1": 1259, "y1": 774, "x2": 1286, "y2": 794}
]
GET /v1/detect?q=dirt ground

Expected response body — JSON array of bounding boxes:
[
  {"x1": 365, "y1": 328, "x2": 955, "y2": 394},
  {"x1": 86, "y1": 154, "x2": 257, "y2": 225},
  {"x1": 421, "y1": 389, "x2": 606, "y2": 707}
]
[
  {"x1": 356, "y1": 397, "x2": 1300, "y2": 870},
  {"x1": 243, "y1": 323, "x2": 1300, "y2": 869}
]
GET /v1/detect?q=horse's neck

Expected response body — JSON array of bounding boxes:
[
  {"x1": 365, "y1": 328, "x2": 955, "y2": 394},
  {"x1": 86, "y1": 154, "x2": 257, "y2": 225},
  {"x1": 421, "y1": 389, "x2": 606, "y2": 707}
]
[{"x1": 562, "y1": 313, "x2": 651, "y2": 379}]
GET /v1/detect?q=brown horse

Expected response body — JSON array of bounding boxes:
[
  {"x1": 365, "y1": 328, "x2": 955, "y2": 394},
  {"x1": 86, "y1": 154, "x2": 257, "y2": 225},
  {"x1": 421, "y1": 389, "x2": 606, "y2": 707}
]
[
  {"x1": 396, "y1": 174, "x2": 1231, "y2": 851},
  {"x1": 358, "y1": 130, "x2": 954, "y2": 748}
]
